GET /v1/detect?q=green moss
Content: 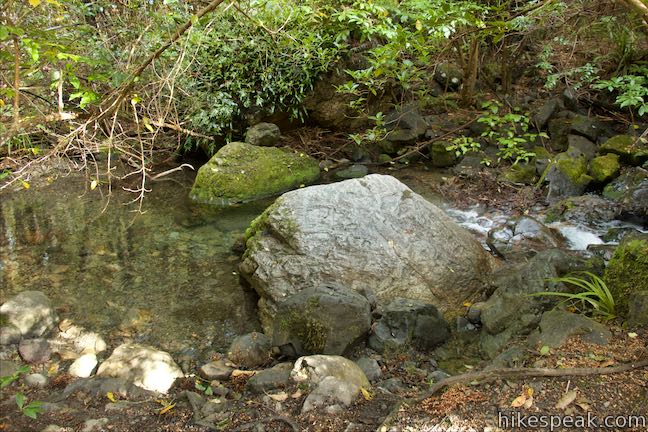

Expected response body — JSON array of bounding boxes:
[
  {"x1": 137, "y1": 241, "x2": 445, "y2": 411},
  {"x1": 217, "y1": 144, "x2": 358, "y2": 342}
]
[
  {"x1": 603, "y1": 238, "x2": 648, "y2": 317},
  {"x1": 555, "y1": 153, "x2": 592, "y2": 185},
  {"x1": 544, "y1": 197, "x2": 576, "y2": 223},
  {"x1": 429, "y1": 141, "x2": 458, "y2": 167},
  {"x1": 279, "y1": 299, "x2": 328, "y2": 354},
  {"x1": 189, "y1": 142, "x2": 320, "y2": 205},
  {"x1": 600, "y1": 135, "x2": 648, "y2": 166},
  {"x1": 501, "y1": 163, "x2": 537, "y2": 184},
  {"x1": 589, "y1": 154, "x2": 620, "y2": 183}
]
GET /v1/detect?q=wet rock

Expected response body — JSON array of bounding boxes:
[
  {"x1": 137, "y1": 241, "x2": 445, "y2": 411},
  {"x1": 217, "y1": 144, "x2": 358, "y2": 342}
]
[
  {"x1": 68, "y1": 353, "x2": 98, "y2": 378},
  {"x1": 602, "y1": 167, "x2": 648, "y2": 219},
  {"x1": 0, "y1": 291, "x2": 57, "y2": 340},
  {"x1": 532, "y1": 98, "x2": 560, "y2": 130},
  {"x1": 381, "y1": 129, "x2": 419, "y2": 154},
  {"x1": 487, "y1": 216, "x2": 564, "y2": 257},
  {"x1": 544, "y1": 195, "x2": 619, "y2": 224},
  {"x1": 566, "y1": 135, "x2": 597, "y2": 161},
  {"x1": 240, "y1": 174, "x2": 495, "y2": 334},
  {"x1": 81, "y1": 418, "x2": 109, "y2": 432},
  {"x1": 292, "y1": 355, "x2": 369, "y2": 413},
  {"x1": 25, "y1": 373, "x2": 48, "y2": 388},
  {"x1": 546, "y1": 152, "x2": 592, "y2": 203},
  {"x1": 198, "y1": 359, "x2": 234, "y2": 381},
  {"x1": 434, "y1": 63, "x2": 463, "y2": 90},
  {"x1": 454, "y1": 154, "x2": 487, "y2": 178},
  {"x1": 189, "y1": 142, "x2": 320, "y2": 205},
  {"x1": 245, "y1": 122, "x2": 281, "y2": 147},
  {"x1": 467, "y1": 302, "x2": 485, "y2": 324},
  {"x1": 355, "y1": 357, "x2": 382, "y2": 382},
  {"x1": 627, "y1": 291, "x2": 648, "y2": 327},
  {"x1": 271, "y1": 284, "x2": 370, "y2": 356},
  {"x1": 334, "y1": 164, "x2": 368, "y2": 180},
  {"x1": 384, "y1": 104, "x2": 428, "y2": 137},
  {"x1": 429, "y1": 141, "x2": 458, "y2": 167},
  {"x1": 534, "y1": 146, "x2": 552, "y2": 177},
  {"x1": 228, "y1": 332, "x2": 272, "y2": 368},
  {"x1": 528, "y1": 310, "x2": 611, "y2": 348},
  {"x1": 603, "y1": 237, "x2": 648, "y2": 316},
  {"x1": 600, "y1": 135, "x2": 648, "y2": 166},
  {"x1": 589, "y1": 154, "x2": 620, "y2": 183},
  {"x1": 96, "y1": 343, "x2": 183, "y2": 393},
  {"x1": 18, "y1": 339, "x2": 51, "y2": 364},
  {"x1": 246, "y1": 362, "x2": 292, "y2": 393},
  {"x1": 368, "y1": 298, "x2": 450, "y2": 353}
]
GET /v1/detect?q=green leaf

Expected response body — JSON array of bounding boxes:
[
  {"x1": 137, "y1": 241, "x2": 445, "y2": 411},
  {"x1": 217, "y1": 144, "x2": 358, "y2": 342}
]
[
  {"x1": 0, "y1": 26, "x2": 8, "y2": 41},
  {"x1": 15, "y1": 393, "x2": 24, "y2": 410},
  {"x1": 540, "y1": 345, "x2": 550, "y2": 356}
]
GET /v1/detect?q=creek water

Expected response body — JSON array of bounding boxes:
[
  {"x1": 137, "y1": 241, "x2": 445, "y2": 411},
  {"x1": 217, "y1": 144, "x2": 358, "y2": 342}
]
[
  {"x1": 0, "y1": 171, "x2": 265, "y2": 354},
  {"x1": 1, "y1": 168, "x2": 644, "y2": 357}
]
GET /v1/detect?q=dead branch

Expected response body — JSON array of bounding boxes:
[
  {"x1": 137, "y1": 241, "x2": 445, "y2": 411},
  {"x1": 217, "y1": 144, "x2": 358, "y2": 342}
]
[
  {"x1": 378, "y1": 358, "x2": 648, "y2": 431},
  {"x1": 150, "y1": 120, "x2": 215, "y2": 141}
]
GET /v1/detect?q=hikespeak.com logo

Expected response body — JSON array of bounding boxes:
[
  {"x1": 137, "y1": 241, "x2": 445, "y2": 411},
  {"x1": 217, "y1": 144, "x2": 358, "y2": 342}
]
[{"x1": 498, "y1": 410, "x2": 647, "y2": 431}]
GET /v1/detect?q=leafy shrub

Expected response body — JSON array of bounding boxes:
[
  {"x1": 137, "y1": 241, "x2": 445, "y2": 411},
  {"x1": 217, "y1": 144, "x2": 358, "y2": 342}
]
[{"x1": 593, "y1": 65, "x2": 648, "y2": 117}]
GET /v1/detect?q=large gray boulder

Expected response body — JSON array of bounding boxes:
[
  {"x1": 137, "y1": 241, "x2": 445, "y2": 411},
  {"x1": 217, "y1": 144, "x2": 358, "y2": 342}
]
[{"x1": 240, "y1": 175, "x2": 495, "y2": 335}]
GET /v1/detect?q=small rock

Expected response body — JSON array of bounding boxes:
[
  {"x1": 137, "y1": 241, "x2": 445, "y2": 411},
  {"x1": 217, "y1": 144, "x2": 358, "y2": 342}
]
[
  {"x1": 96, "y1": 343, "x2": 184, "y2": 393},
  {"x1": 69, "y1": 353, "x2": 98, "y2": 378},
  {"x1": 25, "y1": 373, "x2": 48, "y2": 388},
  {"x1": 334, "y1": 164, "x2": 368, "y2": 180},
  {"x1": 301, "y1": 376, "x2": 360, "y2": 413},
  {"x1": 467, "y1": 302, "x2": 485, "y2": 324},
  {"x1": 0, "y1": 291, "x2": 57, "y2": 339},
  {"x1": 428, "y1": 370, "x2": 450, "y2": 383},
  {"x1": 355, "y1": 357, "x2": 382, "y2": 382},
  {"x1": 379, "y1": 377, "x2": 406, "y2": 393},
  {"x1": 42, "y1": 426, "x2": 73, "y2": 432},
  {"x1": 228, "y1": 332, "x2": 272, "y2": 369},
  {"x1": 19, "y1": 339, "x2": 51, "y2": 364},
  {"x1": 198, "y1": 359, "x2": 233, "y2": 381},
  {"x1": 245, "y1": 122, "x2": 281, "y2": 147},
  {"x1": 81, "y1": 418, "x2": 109, "y2": 432},
  {"x1": 291, "y1": 355, "x2": 369, "y2": 389},
  {"x1": 532, "y1": 98, "x2": 560, "y2": 130},
  {"x1": 246, "y1": 362, "x2": 292, "y2": 394}
]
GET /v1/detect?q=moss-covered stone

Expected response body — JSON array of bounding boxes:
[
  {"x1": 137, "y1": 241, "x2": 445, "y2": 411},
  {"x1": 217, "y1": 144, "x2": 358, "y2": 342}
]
[
  {"x1": 555, "y1": 153, "x2": 592, "y2": 185},
  {"x1": 501, "y1": 163, "x2": 537, "y2": 185},
  {"x1": 600, "y1": 135, "x2": 648, "y2": 166},
  {"x1": 189, "y1": 142, "x2": 320, "y2": 205},
  {"x1": 589, "y1": 153, "x2": 620, "y2": 183},
  {"x1": 603, "y1": 238, "x2": 648, "y2": 317},
  {"x1": 429, "y1": 141, "x2": 458, "y2": 167}
]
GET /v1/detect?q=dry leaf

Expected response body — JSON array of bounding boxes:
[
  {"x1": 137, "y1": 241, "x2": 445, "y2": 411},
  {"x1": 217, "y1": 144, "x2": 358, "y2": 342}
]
[
  {"x1": 268, "y1": 392, "x2": 288, "y2": 402},
  {"x1": 523, "y1": 395, "x2": 534, "y2": 409},
  {"x1": 555, "y1": 390, "x2": 577, "y2": 410},
  {"x1": 290, "y1": 390, "x2": 302, "y2": 399},
  {"x1": 360, "y1": 387, "x2": 373, "y2": 401},
  {"x1": 231, "y1": 370, "x2": 256, "y2": 378},
  {"x1": 599, "y1": 359, "x2": 615, "y2": 368},
  {"x1": 511, "y1": 394, "x2": 527, "y2": 408},
  {"x1": 106, "y1": 392, "x2": 116, "y2": 403},
  {"x1": 159, "y1": 403, "x2": 176, "y2": 415}
]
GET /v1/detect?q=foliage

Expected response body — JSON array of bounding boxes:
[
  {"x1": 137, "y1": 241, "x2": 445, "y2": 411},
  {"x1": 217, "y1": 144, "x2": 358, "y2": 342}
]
[
  {"x1": 532, "y1": 272, "x2": 616, "y2": 321},
  {"x1": 446, "y1": 136, "x2": 481, "y2": 158},
  {"x1": 0, "y1": 365, "x2": 30, "y2": 388},
  {"x1": 593, "y1": 65, "x2": 648, "y2": 116},
  {"x1": 15, "y1": 392, "x2": 44, "y2": 419}
]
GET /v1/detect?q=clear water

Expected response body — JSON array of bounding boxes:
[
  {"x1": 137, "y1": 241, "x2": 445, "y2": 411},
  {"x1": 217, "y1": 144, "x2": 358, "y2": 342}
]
[{"x1": 0, "y1": 171, "x2": 266, "y2": 354}]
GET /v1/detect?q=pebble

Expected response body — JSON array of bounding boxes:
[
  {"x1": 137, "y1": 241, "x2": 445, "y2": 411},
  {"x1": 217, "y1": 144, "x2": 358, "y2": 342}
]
[
  {"x1": 81, "y1": 418, "x2": 109, "y2": 432},
  {"x1": 69, "y1": 353, "x2": 98, "y2": 378},
  {"x1": 25, "y1": 373, "x2": 48, "y2": 388},
  {"x1": 19, "y1": 339, "x2": 51, "y2": 364}
]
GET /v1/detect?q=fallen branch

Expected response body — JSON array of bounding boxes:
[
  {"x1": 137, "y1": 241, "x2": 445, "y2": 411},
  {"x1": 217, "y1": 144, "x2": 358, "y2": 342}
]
[
  {"x1": 378, "y1": 358, "x2": 648, "y2": 431},
  {"x1": 150, "y1": 120, "x2": 214, "y2": 141}
]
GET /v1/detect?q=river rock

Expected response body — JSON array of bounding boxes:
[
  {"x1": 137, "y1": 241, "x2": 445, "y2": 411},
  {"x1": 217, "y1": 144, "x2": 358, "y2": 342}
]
[
  {"x1": 0, "y1": 291, "x2": 57, "y2": 341},
  {"x1": 69, "y1": 353, "x2": 98, "y2": 378},
  {"x1": 532, "y1": 98, "x2": 560, "y2": 130},
  {"x1": 96, "y1": 343, "x2": 183, "y2": 393},
  {"x1": 246, "y1": 362, "x2": 292, "y2": 393},
  {"x1": 18, "y1": 338, "x2": 51, "y2": 364},
  {"x1": 487, "y1": 216, "x2": 565, "y2": 257},
  {"x1": 384, "y1": 104, "x2": 428, "y2": 137},
  {"x1": 434, "y1": 63, "x2": 463, "y2": 90},
  {"x1": 544, "y1": 195, "x2": 619, "y2": 224},
  {"x1": 528, "y1": 310, "x2": 611, "y2": 348},
  {"x1": 429, "y1": 141, "x2": 459, "y2": 167},
  {"x1": 603, "y1": 237, "x2": 648, "y2": 316},
  {"x1": 566, "y1": 135, "x2": 597, "y2": 161},
  {"x1": 589, "y1": 153, "x2": 621, "y2": 183},
  {"x1": 334, "y1": 164, "x2": 369, "y2": 180},
  {"x1": 271, "y1": 284, "x2": 371, "y2": 356},
  {"x1": 240, "y1": 174, "x2": 495, "y2": 336},
  {"x1": 368, "y1": 298, "x2": 450, "y2": 353},
  {"x1": 198, "y1": 359, "x2": 234, "y2": 381},
  {"x1": 546, "y1": 152, "x2": 593, "y2": 203},
  {"x1": 245, "y1": 122, "x2": 280, "y2": 147},
  {"x1": 355, "y1": 357, "x2": 382, "y2": 382},
  {"x1": 25, "y1": 373, "x2": 48, "y2": 388},
  {"x1": 189, "y1": 142, "x2": 320, "y2": 205},
  {"x1": 602, "y1": 167, "x2": 648, "y2": 219},
  {"x1": 227, "y1": 332, "x2": 272, "y2": 368},
  {"x1": 291, "y1": 355, "x2": 369, "y2": 413},
  {"x1": 600, "y1": 134, "x2": 648, "y2": 166}
]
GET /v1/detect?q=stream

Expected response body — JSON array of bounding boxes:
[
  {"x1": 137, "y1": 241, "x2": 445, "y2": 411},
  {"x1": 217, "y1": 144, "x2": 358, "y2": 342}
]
[{"x1": 1, "y1": 168, "x2": 645, "y2": 357}]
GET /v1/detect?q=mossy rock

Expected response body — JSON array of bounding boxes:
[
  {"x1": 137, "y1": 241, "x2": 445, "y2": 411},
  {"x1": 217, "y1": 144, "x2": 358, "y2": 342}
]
[
  {"x1": 190, "y1": 142, "x2": 320, "y2": 205},
  {"x1": 589, "y1": 153, "x2": 620, "y2": 183},
  {"x1": 501, "y1": 163, "x2": 537, "y2": 185},
  {"x1": 555, "y1": 153, "x2": 591, "y2": 185},
  {"x1": 429, "y1": 141, "x2": 458, "y2": 167},
  {"x1": 603, "y1": 238, "x2": 648, "y2": 317},
  {"x1": 600, "y1": 135, "x2": 648, "y2": 166}
]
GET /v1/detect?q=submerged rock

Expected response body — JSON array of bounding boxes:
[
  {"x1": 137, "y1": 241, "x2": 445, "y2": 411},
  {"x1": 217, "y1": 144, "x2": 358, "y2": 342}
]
[
  {"x1": 96, "y1": 343, "x2": 183, "y2": 393},
  {"x1": 368, "y1": 298, "x2": 450, "y2": 353},
  {"x1": 245, "y1": 122, "x2": 281, "y2": 147},
  {"x1": 240, "y1": 175, "x2": 495, "y2": 337},
  {"x1": 0, "y1": 291, "x2": 57, "y2": 342},
  {"x1": 189, "y1": 142, "x2": 320, "y2": 205}
]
